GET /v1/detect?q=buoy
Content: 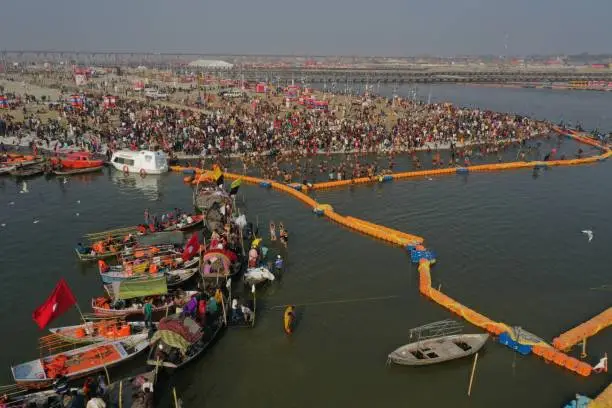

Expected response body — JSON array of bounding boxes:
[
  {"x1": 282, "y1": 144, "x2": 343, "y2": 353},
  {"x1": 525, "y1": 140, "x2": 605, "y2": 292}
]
[{"x1": 283, "y1": 305, "x2": 295, "y2": 335}]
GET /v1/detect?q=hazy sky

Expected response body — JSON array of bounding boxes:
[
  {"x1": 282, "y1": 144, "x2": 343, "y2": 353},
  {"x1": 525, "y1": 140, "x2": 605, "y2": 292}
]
[{"x1": 2, "y1": 0, "x2": 610, "y2": 56}]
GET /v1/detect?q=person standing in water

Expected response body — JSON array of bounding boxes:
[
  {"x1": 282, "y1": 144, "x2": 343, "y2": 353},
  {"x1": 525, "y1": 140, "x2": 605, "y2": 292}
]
[{"x1": 269, "y1": 221, "x2": 277, "y2": 241}]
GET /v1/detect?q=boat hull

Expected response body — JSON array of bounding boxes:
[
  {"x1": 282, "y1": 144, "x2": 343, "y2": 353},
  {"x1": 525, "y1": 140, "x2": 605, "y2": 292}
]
[
  {"x1": 388, "y1": 333, "x2": 489, "y2": 366},
  {"x1": 12, "y1": 334, "x2": 149, "y2": 389}
]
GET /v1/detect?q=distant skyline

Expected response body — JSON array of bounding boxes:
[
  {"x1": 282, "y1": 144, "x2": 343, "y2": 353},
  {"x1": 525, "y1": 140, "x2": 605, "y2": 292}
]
[{"x1": 2, "y1": 0, "x2": 611, "y2": 57}]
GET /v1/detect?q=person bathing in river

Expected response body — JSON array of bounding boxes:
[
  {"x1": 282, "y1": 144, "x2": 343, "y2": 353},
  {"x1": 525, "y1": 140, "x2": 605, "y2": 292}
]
[
  {"x1": 269, "y1": 221, "x2": 277, "y2": 241},
  {"x1": 279, "y1": 223, "x2": 288, "y2": 247}
]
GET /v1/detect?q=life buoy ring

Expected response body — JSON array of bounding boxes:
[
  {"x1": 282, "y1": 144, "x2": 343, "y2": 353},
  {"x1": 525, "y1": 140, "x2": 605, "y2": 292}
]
[
  {"x1": 139, "y1": 168, "x2": 147, "y2": 177},
  {"x1": 122, "y1": 165, "x2": 129, "y2": 174}
]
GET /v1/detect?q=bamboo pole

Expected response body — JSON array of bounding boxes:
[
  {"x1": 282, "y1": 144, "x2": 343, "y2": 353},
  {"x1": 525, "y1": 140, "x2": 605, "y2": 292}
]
[
  {"x1": 118, "y1": 380, "x2": 123, "y2": 408},
  {"x1": 252, "y1": 284, "x2": 256, "y2": 327},
  {"x1": 220, "y1": 294, "x2": 228, "y2": 326},
  {"x1": 173, "y1": 387, "x2": 179, "y2": 408},
  {"x1": 467, "y1": 352, "x2": 479, "y2": 396}
]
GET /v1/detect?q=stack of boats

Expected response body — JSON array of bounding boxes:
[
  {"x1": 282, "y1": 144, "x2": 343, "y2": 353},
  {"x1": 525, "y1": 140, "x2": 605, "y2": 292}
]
[{"x1": 5, "y1": 200, "x2": 265, "y2": 406}]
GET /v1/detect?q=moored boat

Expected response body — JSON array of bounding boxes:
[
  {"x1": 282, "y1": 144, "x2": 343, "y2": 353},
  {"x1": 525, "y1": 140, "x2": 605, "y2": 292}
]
[
  {"x1": 146, "y1": 313, "x2": 224, "y2": 370},
  {"x1": 92, "y1": 277, "x2": 197, "y2": 318},
  {"x1": 48, "y1": 320, "x2": 151, "y2": 344},
  {"x1": 387, "y1": 333, "x2": 488, "y2": 366},
  {"x1": 110, "y1": 150, "x2": 168, "y2": 175},
  {"x1": 99, "y1": 255, "x2": 199, "y2": 284},
  {"x1": 53, "y1": 165, "x2": 104, "y2": 176},
  {"x1": 11, "y1": 333, "x2": 149, "y2": 389},
  {"x1": 51, "y1": 151, "x2": 104, "y2": 170},
  {"x1": 10, "y1": 164, "x2": 45, "y2": 178}
]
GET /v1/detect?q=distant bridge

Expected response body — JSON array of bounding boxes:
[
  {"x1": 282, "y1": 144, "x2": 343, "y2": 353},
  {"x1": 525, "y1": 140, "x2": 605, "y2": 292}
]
[{"x1": 2, "y1": 50, "x2": 612, "y2": 84}]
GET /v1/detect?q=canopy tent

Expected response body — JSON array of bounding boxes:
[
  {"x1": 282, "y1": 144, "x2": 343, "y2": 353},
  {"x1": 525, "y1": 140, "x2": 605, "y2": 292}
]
[{"x1": 108, "y1": 277, "x2": 168, "y2": 300}]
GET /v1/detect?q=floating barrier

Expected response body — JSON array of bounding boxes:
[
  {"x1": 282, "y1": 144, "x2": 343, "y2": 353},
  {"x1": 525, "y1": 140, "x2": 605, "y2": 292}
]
[
  {"x1": 170, "y1": 137, "x2": 611, "y2": 378},
  {"x1": 591, "y1": 382, "x2": 612, "y2": 407},
  {"x1": 344, "y1": 216, "x2": 424, "y2": 245},
  {"x1": 313, "y1": 204, "x2": 333, "y2": 216},
  {"x1": 552, "y1": 308, "x2": 612, "y2": 351}
]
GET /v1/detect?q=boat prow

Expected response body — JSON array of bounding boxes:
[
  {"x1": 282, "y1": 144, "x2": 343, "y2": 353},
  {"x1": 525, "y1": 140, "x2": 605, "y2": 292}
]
[{"x1": 388, "y1": 333, "x2": 488, "y2": 366}]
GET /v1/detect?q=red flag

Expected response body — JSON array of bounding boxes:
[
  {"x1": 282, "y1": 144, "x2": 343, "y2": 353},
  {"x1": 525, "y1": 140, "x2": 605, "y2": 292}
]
[
  {"x1": 32, "y1": 279, "x2": 77, "y2": 329},
  {"x1": 182, "y1": 234, "x2": 200, "y2": 262}
]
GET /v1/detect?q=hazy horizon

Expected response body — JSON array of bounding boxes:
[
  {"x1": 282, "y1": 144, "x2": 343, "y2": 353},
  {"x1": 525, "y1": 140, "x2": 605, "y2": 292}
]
[{"x1": 2, "y1": 0, "x2": 611, "y2": 57}]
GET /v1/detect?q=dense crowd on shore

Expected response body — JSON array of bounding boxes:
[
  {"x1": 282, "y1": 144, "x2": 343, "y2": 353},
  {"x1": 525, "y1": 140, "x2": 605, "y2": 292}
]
[{"x1": 0, "y1": 74, "x2": 554, "y2": 181}]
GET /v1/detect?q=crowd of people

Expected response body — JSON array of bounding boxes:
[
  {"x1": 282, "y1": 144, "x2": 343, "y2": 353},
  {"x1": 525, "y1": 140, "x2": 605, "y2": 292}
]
[{"x1": 0, "y1": 73, "x2": 557, "y2": 182}]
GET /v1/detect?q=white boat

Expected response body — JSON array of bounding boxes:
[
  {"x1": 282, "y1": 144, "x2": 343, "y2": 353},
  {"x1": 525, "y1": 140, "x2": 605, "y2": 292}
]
[
  {"x1": 110, "y1": 150, "x2": 168, "y2": 175},
  {"x1": 11, "y1": 333, "x2": 149, "y2": 389}
]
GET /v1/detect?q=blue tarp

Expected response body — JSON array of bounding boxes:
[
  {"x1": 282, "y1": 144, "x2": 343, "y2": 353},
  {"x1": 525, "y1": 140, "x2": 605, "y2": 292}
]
[{"x1": 498, "y1": 332, "x2": 533, "y2": 355}]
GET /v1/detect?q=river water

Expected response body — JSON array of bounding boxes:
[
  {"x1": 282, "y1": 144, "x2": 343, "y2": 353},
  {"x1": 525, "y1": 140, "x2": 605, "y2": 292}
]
[{"x1": 0, "y1": 86, "x2": 610, "y2": 407}]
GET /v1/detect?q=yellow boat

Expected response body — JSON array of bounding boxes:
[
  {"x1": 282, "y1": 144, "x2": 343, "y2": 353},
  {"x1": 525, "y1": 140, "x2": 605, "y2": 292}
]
[{"x1": 284, "y1": 306, "x2": 295, "y2": 334}]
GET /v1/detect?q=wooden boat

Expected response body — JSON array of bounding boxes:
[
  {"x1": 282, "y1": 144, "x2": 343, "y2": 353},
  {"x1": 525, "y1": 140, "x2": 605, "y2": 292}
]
[
  {"x1": 0, "y1": 155, "x2": 42, "y2": 175},
  {"x1": 48, "y1": 320, "x2": 150, "y2": 344},
  {"x1": 1, "y1": 388, "x2": 67, "y2": 407},
  {"x1": 10, "y1": 164, "x2": 44, "y2": 178},
  {"x1": 11, "y1": 333, "x2": 149, "y2": 389},
  {"x1": 387, "y1": 333, "x2": 488, "y2": 366},
  {"x1": 166, "y1": 267, "x2": 199, "y2": 287},
  {"x1": 146, "y1": 314, "x2": 224, "y2": 370},
  {"x1": 53, "y1": 165, "x2": 104, "y2": 175},
  {"x1": 104, "y1": 371, "x2": 156, "y2": 408},
  {"x1": 75, "y1": 247, "x2": 121, "y2": 262},
  {"x1": 163, "y1": 214, "x2": 204, "y2": 232},
  {"x1": 100, "y1": 257, "x2": 200, "y2": 284},
  {"x1": 92, "y1": 278, "x2": 198, "y2": 318}
]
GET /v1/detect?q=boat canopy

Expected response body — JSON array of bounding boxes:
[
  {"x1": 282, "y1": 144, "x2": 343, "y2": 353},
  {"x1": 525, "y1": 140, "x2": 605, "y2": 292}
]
[
  {"x1": 136, "y1": 231, "x2": 185, "y2": 247},
  {"x1": 109, "y1": 277, "x2": 168, "y2": 300}
]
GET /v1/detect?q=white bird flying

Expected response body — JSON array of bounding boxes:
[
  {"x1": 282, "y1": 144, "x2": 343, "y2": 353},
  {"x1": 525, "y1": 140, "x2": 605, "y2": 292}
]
[
  {"x1": 33, "y1": 219, "x2": 39, "y2": 224},
  {"x1": 8, "y1": 201, "x2": 14, "y2": 206},
  {"x1": 1, "y1": 223, "x2": 6, "y2": 227},
  {"x1": 581, "y1": 230, "x2": 593, "y2": 242},
  {"x1": 76, "y1": 200, "x2": 81, "y2": 204},
  {"x1": 19, "y1": 181, "x2": 28, "y2": 194},
  {"x1": 63, "y1": 177, "x2": 69, "y2": 184}
]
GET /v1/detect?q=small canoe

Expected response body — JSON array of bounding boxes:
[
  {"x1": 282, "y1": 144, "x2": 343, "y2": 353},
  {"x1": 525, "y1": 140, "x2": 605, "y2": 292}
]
[
  {"x1": 11, "y1": 333, "x2": 149, "y2": 389},
  {"x1": 387, "y1": 333, "x2": 489, "y2": 366},
  {"x1": 283, "y1": 306, "x2": 295, "y2": 335},
  {"x1": 48, "y1": 321, "x2": 151, "y2": 344},
  {"x1": 54, "y1": 165, "x2": 104, "y2": 175},
  {"x1": 162, "y1": 214, "x2": 204, "y2": 232},
  {"x1": 166, "y1": 267, "x2": 199, "y2": 287}
]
